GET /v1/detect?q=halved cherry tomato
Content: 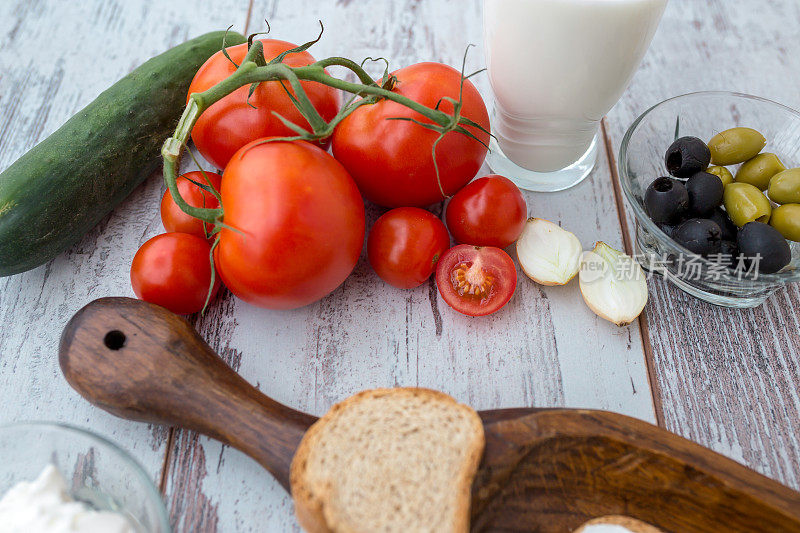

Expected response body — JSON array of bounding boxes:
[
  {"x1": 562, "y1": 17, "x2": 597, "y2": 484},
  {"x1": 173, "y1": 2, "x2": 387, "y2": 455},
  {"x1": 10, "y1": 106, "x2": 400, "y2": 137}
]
[
  {"x1": 331, "y1": 62, "x2": 490, "y2": 208},
  {"x1": 445, "y1": 175, "x2": 527, "y2": 248},
  {"x1": 188, "y1": 40, "x2": 340, "y2": 170},
  {"x1": 368, "y1": 207, "x2": 450, "y2": 289},
  {"x1": 435, "y1": 244, "x2": 517, "y2": 316},
  {"x1": 160, "y1": 171, "x2": 222, "y2": 239},
  {"x1": 130, "y1": 233, "x2": 220, "y2": 315},
  {"x1": 216, "y1": 139, "x2": 364, "y2": 309}
]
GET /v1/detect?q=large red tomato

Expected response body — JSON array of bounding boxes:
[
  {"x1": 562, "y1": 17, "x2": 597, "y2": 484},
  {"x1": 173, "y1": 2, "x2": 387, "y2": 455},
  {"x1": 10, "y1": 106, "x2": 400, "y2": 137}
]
[
  {"x1": 216, "y1": 140, "x2": 365, "y2": 309},
  {"x1": 188, "y1": 40, "x2": 340, "y2": 170},
  {"x1": 331, "y1": 62, "x2": 490, "y2": 208}
]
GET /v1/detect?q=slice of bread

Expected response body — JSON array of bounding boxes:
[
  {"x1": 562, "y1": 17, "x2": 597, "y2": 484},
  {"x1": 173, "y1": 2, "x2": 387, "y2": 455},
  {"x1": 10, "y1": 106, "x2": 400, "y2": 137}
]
[
  {"x1": 573, "y1": 515, "x2": 664, "y2": 533},
  {"x1": 290, "y1": 388, "x2": 485, "y2": 533}
]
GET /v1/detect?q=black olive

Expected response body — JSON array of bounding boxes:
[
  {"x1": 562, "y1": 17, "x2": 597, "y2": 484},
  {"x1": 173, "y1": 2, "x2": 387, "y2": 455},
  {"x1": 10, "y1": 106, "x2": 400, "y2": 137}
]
[
  {"x1": 644, "y1": 177, "x2": 689, "y2": 224},
  {"x1": 717, "y1": 240, "x2": 740, "y2": 268},
  {"x1": 737, "y1": 221, "x2": 791, "y2": 274},
  {"x1": 673, "y1": 218, "x2": 722, "y2": 256},
  {"x1": 665, "y1": 136, "x2": 711, "y2": 178},
  {"x1": 686, "y1": 171, "x2": 724, "y2": 216},
  {"x1": 707, "y1": 208, "x2": 738, "y2": 242},
  {"x1": 658, "y1": 222, "x2": 678, "y2": 237}
]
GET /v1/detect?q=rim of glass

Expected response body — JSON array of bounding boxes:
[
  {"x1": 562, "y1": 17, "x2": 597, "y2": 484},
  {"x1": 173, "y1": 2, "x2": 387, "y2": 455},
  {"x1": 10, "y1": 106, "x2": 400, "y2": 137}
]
[
  {"x1": 618, "y1": 90, "x2": 800, "y2": 285},
  {"x1": 0, "y1": 421, "x2": 171, "y2": 531}
]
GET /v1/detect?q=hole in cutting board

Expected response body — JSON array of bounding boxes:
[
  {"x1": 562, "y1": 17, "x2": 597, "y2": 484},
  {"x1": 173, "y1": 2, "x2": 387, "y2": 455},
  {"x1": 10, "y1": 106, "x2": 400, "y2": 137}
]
[{"x1": 104, "y1": 330, "x2": 126, "y2": 350}]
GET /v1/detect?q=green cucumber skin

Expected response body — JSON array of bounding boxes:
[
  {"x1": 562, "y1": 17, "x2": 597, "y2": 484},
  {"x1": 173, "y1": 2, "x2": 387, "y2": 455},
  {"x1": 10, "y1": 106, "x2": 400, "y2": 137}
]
[{"x1": 0, "y1": 30, "x2": 246, "y2": 277}]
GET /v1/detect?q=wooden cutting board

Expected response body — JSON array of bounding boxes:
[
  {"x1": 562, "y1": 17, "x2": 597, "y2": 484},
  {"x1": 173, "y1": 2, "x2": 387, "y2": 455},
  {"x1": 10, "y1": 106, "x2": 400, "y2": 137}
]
[{"x1": 59, "y1": 298, "x2": 800, "y2": 532}]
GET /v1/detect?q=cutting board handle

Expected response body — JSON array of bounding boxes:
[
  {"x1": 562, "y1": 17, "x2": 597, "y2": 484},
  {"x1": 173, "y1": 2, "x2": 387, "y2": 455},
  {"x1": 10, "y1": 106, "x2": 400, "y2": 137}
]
[{"x1": 59, "y1": 297, "x2": 316, "y2": 490}]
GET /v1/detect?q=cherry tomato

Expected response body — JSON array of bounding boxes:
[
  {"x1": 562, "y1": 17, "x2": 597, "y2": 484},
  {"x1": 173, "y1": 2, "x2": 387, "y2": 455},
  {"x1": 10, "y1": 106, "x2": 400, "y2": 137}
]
[
  {"x1": 445, "y1": 175, "x2": 527, "y2": 248},
  {"x1": 160, "y1": 171, "x2": 222, "y2": 239},
  {"x1": 216, "y1": 139, "x2": 364, "y2": 309},
  {"x1": 130, "y1": 233, "x2": 220, "y2": 315},
  {"x1": 331, "y1": 62, "x2": 490, "y2": 208},
  {"x1": 188, "y1": 40, "x2": 340, "y2": 170},
  {"x1": 435, "y1": 244, "x2": 517, "y2": 316},
  {"x1": 367, "y1": 207, "x2": 450, "y2": 289}
]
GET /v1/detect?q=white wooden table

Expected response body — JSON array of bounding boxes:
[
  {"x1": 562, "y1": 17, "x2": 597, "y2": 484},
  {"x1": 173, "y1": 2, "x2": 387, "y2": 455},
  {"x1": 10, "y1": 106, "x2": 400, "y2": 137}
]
[{"x1": 1, "y1": 0, "x2": 799, "y2": 530}]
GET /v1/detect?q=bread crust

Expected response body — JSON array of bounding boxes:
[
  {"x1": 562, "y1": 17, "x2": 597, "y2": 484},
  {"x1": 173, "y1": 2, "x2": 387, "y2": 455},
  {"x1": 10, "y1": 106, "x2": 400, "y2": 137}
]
[{"x1": 290, "y1": 387, "x2": 485, "y2": 533}]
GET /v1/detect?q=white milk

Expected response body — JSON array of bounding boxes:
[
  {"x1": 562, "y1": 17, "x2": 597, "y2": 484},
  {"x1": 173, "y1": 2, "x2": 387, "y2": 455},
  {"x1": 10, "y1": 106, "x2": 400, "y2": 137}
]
[{"x1": 484, "y1": 0, "x2": 667, "y2": 172}]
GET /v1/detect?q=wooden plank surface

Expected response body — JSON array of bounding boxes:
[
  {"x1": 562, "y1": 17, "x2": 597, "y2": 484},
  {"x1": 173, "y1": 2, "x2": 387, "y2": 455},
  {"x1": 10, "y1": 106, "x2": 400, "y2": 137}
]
[
  {"x1": 0, "y1": 0, "x2": 250, "y2": 501},
  {"x1": 603, "y1": 0, "x2": 800, "y2": 490},
  {"x1": 160, "y1": 1, "x2": 654, "y2": 531},
  {"x1": 0, "y1": 2, "x2": 653, "y2": 531},
  {"x1": 2, "y1": 0, "x2": 799, "y2": 532}
]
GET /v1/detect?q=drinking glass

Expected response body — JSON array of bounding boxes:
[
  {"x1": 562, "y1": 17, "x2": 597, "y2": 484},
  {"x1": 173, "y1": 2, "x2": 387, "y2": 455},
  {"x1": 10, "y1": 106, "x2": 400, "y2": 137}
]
[{"x1": 483, "y1": 0, "x2": 668, "y2": 191}]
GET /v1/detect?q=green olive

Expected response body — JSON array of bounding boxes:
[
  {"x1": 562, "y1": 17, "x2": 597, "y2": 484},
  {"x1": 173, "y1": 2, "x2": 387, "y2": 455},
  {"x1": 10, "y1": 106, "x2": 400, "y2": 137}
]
[
  {"x1": 767, "y1": 168, "x2": 800, "y2": 204},
  {"x1": 770, "y1": 204, "x2": 800, "y2": 241},
  {"x1": 734, "y1": 153, "x2": 785, "y2": 190},
  {"x1": 706, "y1": 165, "x2": 733, "y2": 187},
  {"x1": 723, "y1": 182, "x2": 772, "y2": 227},
  {"x1": 707, "y1": 127, "x2": 767, "y2": 165}
]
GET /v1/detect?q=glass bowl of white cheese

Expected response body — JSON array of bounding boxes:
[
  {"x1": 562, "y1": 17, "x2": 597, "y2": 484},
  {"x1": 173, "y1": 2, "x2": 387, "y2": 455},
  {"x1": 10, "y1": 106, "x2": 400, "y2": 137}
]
[{"x1": 0, "y1": 422, "x2": 170, "y2": 532}]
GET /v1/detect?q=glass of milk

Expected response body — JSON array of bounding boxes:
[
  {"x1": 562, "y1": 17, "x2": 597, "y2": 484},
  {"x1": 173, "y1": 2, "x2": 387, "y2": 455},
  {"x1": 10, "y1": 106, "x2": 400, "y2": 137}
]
[{"x1": 483, "y1": 0, "x2": 668, "y2": 191}]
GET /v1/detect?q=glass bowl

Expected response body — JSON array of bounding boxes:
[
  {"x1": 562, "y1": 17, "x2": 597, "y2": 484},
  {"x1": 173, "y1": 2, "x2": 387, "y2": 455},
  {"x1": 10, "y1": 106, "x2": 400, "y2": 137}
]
[
  {"x1": 0, "y1": 422, "x2": 170, "y2": 532},
  {"x1": 619, "y1": 91, "x2": 800, "y2": 308}
]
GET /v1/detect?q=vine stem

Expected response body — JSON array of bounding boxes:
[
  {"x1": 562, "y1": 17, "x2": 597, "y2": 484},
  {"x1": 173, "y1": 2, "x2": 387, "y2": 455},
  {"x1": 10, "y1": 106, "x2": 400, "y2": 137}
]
[{"x1": 162, "y1": 39, "x2": 486, "y2": 224}]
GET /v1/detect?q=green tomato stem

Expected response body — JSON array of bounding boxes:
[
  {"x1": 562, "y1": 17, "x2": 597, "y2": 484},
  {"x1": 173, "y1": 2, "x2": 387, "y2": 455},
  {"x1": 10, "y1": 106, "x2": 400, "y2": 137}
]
[
  {"x1": 313, "y1": 56, "x2": 382, "y2": 86},
  {"x1": 163, "y1": 40, "x2": 483, "y2": 225}
]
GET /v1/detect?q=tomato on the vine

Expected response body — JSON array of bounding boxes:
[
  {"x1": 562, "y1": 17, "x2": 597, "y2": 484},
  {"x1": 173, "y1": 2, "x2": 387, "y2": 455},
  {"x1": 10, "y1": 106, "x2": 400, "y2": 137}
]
[
  {"x1": 215, "y1": 139, "x2": 364, "y2": 309},
  {"x1": 445, "y1": 175, "x2": 527, "y2": 248},
  {"x1": 367, "y1": 207, "x2": 450, "y2": 289},
  {"x1": 331, "y1": 62, "x2": 490, "y2": 208},
  {"x1": 160, "y1": 171, "x2": 222, "y2": 239},
  {"x1": 435, "y1": 244, "x2": 517, "y2": 316},
  {"x1": 130, "y1": 233, "x2": 220, "y2": 315},
  {"x1": 188, "y1": 40, "x2": 340, "y2": 170}
]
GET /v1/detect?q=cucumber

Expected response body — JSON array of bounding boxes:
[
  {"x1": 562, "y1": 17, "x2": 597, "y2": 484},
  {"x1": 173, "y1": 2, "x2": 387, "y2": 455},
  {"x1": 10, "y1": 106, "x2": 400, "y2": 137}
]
[{"x1": 0, "y1": 31, "x2": 246, "y2": 276}]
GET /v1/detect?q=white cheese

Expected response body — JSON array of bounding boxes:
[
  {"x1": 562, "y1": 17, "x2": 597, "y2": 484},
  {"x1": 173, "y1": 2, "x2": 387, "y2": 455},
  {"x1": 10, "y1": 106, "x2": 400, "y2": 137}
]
[{"x1": 0, "y1": 464, "x2": 136, "y2": 533}]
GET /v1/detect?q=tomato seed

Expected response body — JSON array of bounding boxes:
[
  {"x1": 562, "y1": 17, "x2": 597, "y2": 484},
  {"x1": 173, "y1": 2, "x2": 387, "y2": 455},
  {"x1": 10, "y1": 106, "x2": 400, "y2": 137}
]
[{"x1": 450, "y1": 261, "x2": 494, "y2": 299}]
